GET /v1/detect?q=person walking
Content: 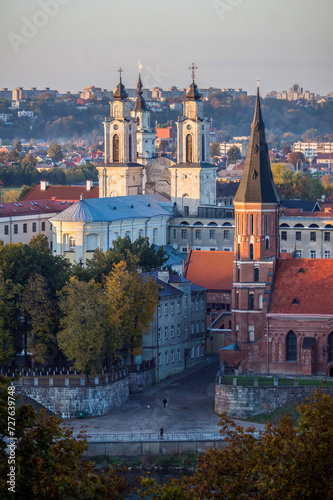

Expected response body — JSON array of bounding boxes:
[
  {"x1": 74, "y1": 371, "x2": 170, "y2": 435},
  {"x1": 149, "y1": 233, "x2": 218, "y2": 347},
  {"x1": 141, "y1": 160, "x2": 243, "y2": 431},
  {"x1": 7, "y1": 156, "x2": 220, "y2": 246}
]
[
  {"x1": 159, "y1": 426, "x2": 163, "y2": 439},
  {"x1": 162, "y1": 398, "x2": 167, "y2": 408}
]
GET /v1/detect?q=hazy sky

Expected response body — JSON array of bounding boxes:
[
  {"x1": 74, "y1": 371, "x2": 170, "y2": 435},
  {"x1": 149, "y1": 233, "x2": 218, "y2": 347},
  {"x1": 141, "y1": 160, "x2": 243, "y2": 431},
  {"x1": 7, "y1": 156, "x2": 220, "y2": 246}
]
[{"x1": 1, "y1": 0, "x2": 332, "y2": 96}]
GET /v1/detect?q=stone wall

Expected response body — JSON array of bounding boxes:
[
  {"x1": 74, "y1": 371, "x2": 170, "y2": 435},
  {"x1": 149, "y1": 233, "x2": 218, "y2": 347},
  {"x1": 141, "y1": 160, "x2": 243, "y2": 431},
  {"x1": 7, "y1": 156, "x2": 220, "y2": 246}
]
[
  {"x1": 128, "y1": 367, "x2": 155, "y2": 394},
  {"x1": 215, "y1": 382, "x2": 333, "y2": 418},
  {"x1": 18, "y1": 378, "x2": 129, "y2": 418}
]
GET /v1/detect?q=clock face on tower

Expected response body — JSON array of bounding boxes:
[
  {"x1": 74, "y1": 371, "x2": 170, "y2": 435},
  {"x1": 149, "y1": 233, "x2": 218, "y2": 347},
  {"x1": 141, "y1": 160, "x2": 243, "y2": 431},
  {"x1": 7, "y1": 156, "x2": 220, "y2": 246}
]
[{"x1": 186, "y1": 124, "x2": 192, "y2": 130}]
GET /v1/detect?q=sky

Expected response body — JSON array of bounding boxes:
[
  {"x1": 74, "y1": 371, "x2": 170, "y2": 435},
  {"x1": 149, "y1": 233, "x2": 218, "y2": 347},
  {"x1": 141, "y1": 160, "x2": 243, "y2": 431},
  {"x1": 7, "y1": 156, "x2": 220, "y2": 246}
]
[{"x1": 1, "y1": 0, "x2": 333, "y2": 96}]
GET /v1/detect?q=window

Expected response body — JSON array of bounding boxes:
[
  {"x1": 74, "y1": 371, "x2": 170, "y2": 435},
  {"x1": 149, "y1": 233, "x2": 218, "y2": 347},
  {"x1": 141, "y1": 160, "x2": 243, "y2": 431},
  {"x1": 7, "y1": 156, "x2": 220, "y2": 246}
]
[
  {"x1": 170, "y1": 325, "x2": 174, "y2": 338},
  {"x1": 158, "y1": 327, "x2": 161, "y2": 340},
  {"x1": 191, "y1": 346, "x2": 194, "y2": 359},
  {"x1": 165, "y1": 352, "x2": 169, "y2": 364},
  {"x1": 196, "y1": 300, "x2": 199, "y2": 311},
  {"x1": 158, "y1": 305, "x2": 161, "y2": 317},
  {"x1": 125, "y1": 230, "x2": 130, "y2": 238},
  {"x1": 191, "y1": 323, "x2": 194, "y2": 335},
  {"x1": 14, "y1": 224, "x2": 18, "y2": 234},
  {"x1": 177, "y1": 325, "x2": 180, "y2": 336},
  {"x1": 249, "y1": 243, "x2": 254, "y2": 260},
  {"x1": 209, "y1": 229, "x2": 216, "y2": 239},
  {"x1": 310, "y1": 250, "x2": 316, "y2": 258},
  {"x1": 250, "y1": 214, "x2": 253, "y2": 235},
  {"x1": 196, "y1": 322, "x2": 199, "y2": 333},
  {"x1": 254, "y1": 267, "x2": 259, "y2": 282},
  {"x1": 69, "y1": 236, "x2": 75, "y2": 250},
  {"x1": 113, "y1": 134, "x2": 119, "y2": 162},
  {"x1": 153, "y1": 228, "x2": 158, "y2": 244},
  {"x1": 223, "y1": 229, "x2": 230, "y2": 240},
  {"x1": 248, "y1": 326, "x2": 255, "y2": 342},
  {"x1": 164, "y1": 326, "x2": 168, "y2": 339},
  {"x1": 23, "y1": 223, "x2": 27, "y2": 233},
  {"x1": 164, "y1": 303, "x2": 168, "y2": 316},
  {"x1": 158, "y1": 353, "x2": 162, "y2": 365},
  {"x1": 295, "y1": 250, "x2": 302, "y2": 258},
  {"x1": 325, "y1": 251, "x2": 331, "y2": 258},
  {"x1": 295, "y1": 231, "x2": 301, "y2": 241},
  {"x1": 201, "y1": 297, "x2": 204, "y2": 309},
  {"x1": 195, "y1": 229, "x2": 201, "y2": 240},
  {"x1": 249, "y1": 293, "x2": 254, "y2": 310},
  {"x1": 171, "y1": 302, "x2": 174, "y2": 314},
  {"x1": 310, "y1": 232, "x2": 316, "y2": 242},
  {"x1": 286, "y1": 331, "x2": 297, "y2": 361},
  {"x1": 177, "y1": 301, "x2": 181, "y2": 313},
  {"x1": 258, "y1": 294, "x2": 263, "y2": 309},
  {"x1": 281, "y1": 231, "x2": 287, "y2": 241},
  {"x1": 32, "y1": 222, "x2": 37, "y2": 233},
  {"x1": 41, "y1": 221, "x2": 45, "y2": 231},
  {"x1": 4, "y1": 225, "x2": 8, "y2": 235},
  {"x1": 172, "y1": 229, "x2": 176, "y2": 239},
  {"x1": 186, "y1": 133, "x2": 193, "y2": 162},
  {"x1": 181, "y1": 229, "x2": 187, "y2": 239},
  {"x1": 184, "y1": 326, "x2": 188, "y2": 340},
  {"x1": 184, "y1": 206, "x2": 189, "y2": 216},
  {"x1": 171, "y1": 350, "x2": 175, "y2": 363},
  {"x1": 196, "y1": 345, "x2": 200, "y2": 357},
  {"x1": 177, "y1": 348, "x2": 181, "y2": 362},
  {"x1": 138, "y1": 229, "x2": 144, "y2": 238},
  {"x1": 265, "y1": 238, "x2": 269, "y2": 250},
  {"x1": 324, "y1": 232, "x2": 330, "y2": 242}
]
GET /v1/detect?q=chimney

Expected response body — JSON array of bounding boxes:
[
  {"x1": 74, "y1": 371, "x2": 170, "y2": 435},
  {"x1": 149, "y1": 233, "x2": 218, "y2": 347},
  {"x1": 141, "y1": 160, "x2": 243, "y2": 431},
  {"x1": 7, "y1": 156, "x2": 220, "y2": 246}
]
[
  {"x1": 40, "y1": 180, "x2": 49, "y2": 191},
  {"x1": 86, "y1": 179, "x2": 93, "y2": 191},
  {"x1": 157, "y1": 269, "x2": 169, "y2": 283}
]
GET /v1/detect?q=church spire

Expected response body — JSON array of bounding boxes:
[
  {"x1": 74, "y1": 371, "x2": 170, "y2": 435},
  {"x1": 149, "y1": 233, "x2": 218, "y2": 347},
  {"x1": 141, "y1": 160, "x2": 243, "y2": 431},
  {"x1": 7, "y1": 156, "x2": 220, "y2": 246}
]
[
  {"x1": 233, "y1": 85, "x2": 279, "y2": 204},
  {"x1": 113, "y1": 67, "x2": 128, "y2": 101},
  {"x1": 134, "y1": 72, "x2": 148, "y2": 111},
  {"x1": 186, "y1": 62, "x2": 201, "y2": 101}
]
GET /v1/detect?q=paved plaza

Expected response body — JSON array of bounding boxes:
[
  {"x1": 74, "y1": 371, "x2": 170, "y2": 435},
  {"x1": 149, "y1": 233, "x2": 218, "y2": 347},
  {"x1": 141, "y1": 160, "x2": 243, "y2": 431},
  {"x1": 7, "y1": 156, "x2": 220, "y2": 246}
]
[{"x1": 67, "y1": 355, "x2": 266, "y2": 438}]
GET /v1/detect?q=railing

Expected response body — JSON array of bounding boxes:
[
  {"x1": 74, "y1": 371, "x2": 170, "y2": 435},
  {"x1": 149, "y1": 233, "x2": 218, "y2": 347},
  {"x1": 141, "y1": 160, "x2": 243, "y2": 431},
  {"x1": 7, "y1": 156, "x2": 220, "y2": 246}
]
[
  {"x1": 216, "y1": 374, "x2": 333, "y2": 387},
  {"x1": 76, "y1": 430, "x2": 261, "y2": 442},
  {"x1": 16, "y1": 369, "x2": 129, "y2": 387}
]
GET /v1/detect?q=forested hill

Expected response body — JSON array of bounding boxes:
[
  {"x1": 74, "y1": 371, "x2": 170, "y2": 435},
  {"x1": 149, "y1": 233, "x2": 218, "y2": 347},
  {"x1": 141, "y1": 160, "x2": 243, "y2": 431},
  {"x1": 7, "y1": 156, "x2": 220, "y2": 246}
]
[{"x1": 1, "y1": 92, "x2": 332, "y2": 146}]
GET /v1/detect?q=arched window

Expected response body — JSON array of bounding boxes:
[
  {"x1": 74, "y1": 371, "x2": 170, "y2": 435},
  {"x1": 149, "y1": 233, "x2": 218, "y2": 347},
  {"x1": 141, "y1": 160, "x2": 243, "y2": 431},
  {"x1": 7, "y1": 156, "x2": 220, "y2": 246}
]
[
  {"x1": 237, "y1": 243, "x2": 240, "y2": 260},
  {"x1": 266, "y1": 214, "x2": 269, "y2": 235},
  {"x1": 69, "y1": 236, "x2": 75, "y2": 251},
  {"x1": 249, "y1": 243, "x2": 254, "y2": 260},
  {"x1": 153, "y1": 228, "x2": 158, "y2": 244},
  {"x1": 329, "y1": 332, "x2": 333, "y2": 362},
  {"x1": 129, "y1": 134, "x2": 132, "y2": 162},
  {"x1": 249, "y1": 293, "x2": 254, "y2": 310},
  {"x1": 113, "y1": 134, "x2": 119, "y2": 162},
  {"x1": 250, "y1": 214, "x2": 253, "y2": 234},
  {"x1": 86, "y1": 234, "x2": 98, "y2": 252},
  {"x1": 137, "y1": 116, "x2": 140, "y2": 126},
  {"x1": 186, "y1": 134, "x2": 193, "y2": 162},
  {"x1": 258, "y1": 294, "x2": 263, "y2": 309},
  {"x1": 286, "y1": 331, "x2": 297, "y2": 361},
  {"x1": 236, "y1": 292, "x2": 239, "y2": 309},
  {"x1": 138, "y1": 229, "x2": 144, "y2": 238},
  {"x1": 201, "y1": 134, "x2": 205, "y2": 162},
  {"x1": 265, "y1": 237, "x2": 270, "y2": 250},
  {"x1": 248, "y1": 326, "x2": 255, "y2": 342},
  {"x1": 254, "y1": 267, "x2": 259, "y2": 282}
]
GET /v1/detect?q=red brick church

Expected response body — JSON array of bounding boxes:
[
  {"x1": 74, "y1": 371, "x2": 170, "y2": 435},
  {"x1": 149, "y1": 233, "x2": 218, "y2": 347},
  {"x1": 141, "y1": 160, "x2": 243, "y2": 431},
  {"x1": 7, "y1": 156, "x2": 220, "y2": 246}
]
[{"x1": 220, "y1": 87, "x2": 333, "y2": 377}]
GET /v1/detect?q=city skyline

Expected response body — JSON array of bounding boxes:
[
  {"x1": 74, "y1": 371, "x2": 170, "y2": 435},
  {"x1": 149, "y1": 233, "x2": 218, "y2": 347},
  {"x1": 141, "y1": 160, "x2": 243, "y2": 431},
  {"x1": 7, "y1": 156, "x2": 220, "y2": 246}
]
[{"x1": 1, "y1": 0, "x2": 332, "y2": 96}]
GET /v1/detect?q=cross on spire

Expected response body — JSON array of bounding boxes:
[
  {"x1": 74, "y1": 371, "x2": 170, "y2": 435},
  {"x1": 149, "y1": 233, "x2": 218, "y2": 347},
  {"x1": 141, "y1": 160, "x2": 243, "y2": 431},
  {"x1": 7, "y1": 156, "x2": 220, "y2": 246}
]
[
  {"x1": 117, "y1": 67, "x2": 124, "y2": 81},
  {"x1": 138, "y1": 60, "x2": 143, "y2": 73},
  {"x1": 189, "y1": 62, "x2": 198, "y2": 82}
]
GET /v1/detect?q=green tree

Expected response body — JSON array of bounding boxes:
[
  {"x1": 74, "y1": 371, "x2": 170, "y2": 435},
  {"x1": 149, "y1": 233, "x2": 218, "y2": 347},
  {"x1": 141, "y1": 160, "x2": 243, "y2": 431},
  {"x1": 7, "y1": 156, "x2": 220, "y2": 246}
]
[
  {"x1": 7, "y1": 149, "x2": 20, "y2": 163},
  {"x1": 2, "y1": 189, "x2": 19, "y2": 202},
  {"x1": 18, "y1": 183, "x2": 36, "y2": 200},
  {"x1": 288, "y1": 151, "x2": 305, "y2": 167},
  {"x1": 0, "y1": 272, "x2": 20, "y2": 366},
  {"x1": 0, "y1": 376, "x2": 129, "y2": 499},
  {"x1": 271, "y1": 163, "x2": 294, "y2": 199},
  {"x1": 58, "y1": 277, "x2": 107, "y2": 378},
  {"x1": 227, "y1": 145, "x2": 242, "y2": 163},
  {"x1": 13, "y1": 139, "x2": 22, "y2": 152},
  {"x1": 139, "y1": 390, "x2": 333, "y2": 499},
  {"x1": 210, "y1": 141, "x2": 220, "y2": 158},
  {"x1": 104, "y1": 261, "x2": 158, "y2": 366},
  {"x1": 47, "y1": 142, "x2": 63, "y2": 162},
  {"x1": 21, "y1": 153, "x2": 37, "y2": 167},
  {"x1": 20, "y1": 274, "x2": 57, "y2": 365}
]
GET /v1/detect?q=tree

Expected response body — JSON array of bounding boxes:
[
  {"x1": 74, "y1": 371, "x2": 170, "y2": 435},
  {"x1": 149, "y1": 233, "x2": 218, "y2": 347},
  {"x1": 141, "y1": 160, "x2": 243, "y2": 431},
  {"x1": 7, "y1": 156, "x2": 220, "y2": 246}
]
[
  {"x1": 2, "y1": 190, "x2": 19, "y2": 202},
  {"x1": 0, "y1": 272, "x2": 20, "y2": 366},
  {"x1": 0, "y1": 376, "x2": 129, "y2": 499},
  {"x1": 227, "y1": 145, "x2": 242, "y2": 163},
  {"x1": 18, "y1": 184, "x2": 35, "y2": 200},
  {"x1": 104, "y1": 261, "x2": 158, "y2": 366},
  {"x1": 271, "y1": 163, "x2": 294, "y2": 199},
  {"x1": 138, "y1": 390, "x2": 333, "y2": 499},
  {"x1": 20, "y1": 274, "x2": 57, "y2": 365},
  {"x1": 288, "y1": 151, "x2": 305, "y2": 167},
  {"x1": 21, "y1": 153, "x2": 37, "y2": 167},
  {"x1": 58, "y1": 277, "x2": 108, "y2": 378},
  {"x1": 47, "y1": 142, "x2": 63, "y2": 162},
  {"x1": 210, "y1": 141, "x2": 220, "y2": 158},
  {"x1": 7, "y1": 149, "x2": 20, "y2": 163}
]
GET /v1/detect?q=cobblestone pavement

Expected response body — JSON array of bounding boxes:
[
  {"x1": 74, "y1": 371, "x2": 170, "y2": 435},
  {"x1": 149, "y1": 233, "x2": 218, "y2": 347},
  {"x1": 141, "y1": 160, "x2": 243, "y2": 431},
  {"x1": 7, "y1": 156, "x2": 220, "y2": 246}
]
[{"x1": 66, "y1": 355, "x2": 266, "y2": 436}]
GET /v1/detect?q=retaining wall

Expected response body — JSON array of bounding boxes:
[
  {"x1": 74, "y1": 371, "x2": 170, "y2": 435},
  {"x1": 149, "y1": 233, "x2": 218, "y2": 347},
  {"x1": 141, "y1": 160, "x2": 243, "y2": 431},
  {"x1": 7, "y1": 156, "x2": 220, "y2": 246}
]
[{"x1": 215, "y1": 383, "x2": 333, "y2": 418}]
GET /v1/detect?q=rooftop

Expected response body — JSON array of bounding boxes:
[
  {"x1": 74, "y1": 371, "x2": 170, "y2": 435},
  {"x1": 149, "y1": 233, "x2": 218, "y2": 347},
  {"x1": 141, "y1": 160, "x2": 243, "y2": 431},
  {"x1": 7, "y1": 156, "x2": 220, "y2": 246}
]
[{"x1": 184, "y1": 250, "x2": 234, "y2": 291}]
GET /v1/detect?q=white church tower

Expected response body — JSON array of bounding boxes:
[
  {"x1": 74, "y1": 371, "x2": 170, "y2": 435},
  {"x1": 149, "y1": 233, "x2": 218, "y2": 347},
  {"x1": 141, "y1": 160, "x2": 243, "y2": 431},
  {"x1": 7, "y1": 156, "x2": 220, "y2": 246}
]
[
  {"x1": 169, "y1": 64, "x2": 217, "y2": 216},
  {"x1": 98, "y1": 69, "x2": 143, "y2": 197},
  {"x1": 131, "y1": 71, "x2": 156, "y2": 165}
]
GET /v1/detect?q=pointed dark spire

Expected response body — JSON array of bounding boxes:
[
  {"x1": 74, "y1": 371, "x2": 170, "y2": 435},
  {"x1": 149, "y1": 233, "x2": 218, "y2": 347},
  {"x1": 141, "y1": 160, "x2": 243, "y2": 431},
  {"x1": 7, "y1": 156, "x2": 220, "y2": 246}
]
[
  {"x1": 134, "y1": 73, "x2": 148, "y2": 111},
  {"x1": 233, "y1": 86, "x2": 279, "y2": 204},
  {"x1": 113, "y1": 68, "x2": 128, "y2": 101}
]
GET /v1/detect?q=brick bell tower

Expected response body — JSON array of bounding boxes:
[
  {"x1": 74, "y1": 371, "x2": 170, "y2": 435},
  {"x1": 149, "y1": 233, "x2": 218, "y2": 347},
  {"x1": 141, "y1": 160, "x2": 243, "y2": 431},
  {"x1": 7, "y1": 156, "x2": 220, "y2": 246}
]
[{"x1": 231, "y1": 84, "x2": 280, "y2": 345}]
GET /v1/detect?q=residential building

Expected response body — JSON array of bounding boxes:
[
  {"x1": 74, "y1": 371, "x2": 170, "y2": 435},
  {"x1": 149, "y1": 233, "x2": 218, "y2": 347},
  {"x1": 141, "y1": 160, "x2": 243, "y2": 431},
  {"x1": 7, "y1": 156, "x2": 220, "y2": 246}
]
[
  {"x1": 142, "y1": 270, "x2": 207, "y2": 381},
  {"x1": 22, "y1": 180, "x2": 99, "y2": 202}
]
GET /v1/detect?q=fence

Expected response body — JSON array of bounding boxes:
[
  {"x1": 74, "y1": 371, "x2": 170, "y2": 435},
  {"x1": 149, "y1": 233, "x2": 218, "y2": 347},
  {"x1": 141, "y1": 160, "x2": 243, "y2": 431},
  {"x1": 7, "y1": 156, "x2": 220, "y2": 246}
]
[{"x1": 16, "y1": 369, "x2": 129, "y2": 387}]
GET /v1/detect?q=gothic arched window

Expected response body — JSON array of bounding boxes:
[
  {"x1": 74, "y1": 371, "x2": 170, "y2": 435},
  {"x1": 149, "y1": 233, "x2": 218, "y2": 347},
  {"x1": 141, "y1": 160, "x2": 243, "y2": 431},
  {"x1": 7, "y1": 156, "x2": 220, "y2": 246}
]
[
  {"x1": 250, "y1": 214, "x2": 254, "y2": 235},
  {"x1": 249, "y1": 243, "x2": 254, "y2": 260},
  {"x1": 254, "y1": 267, "x2": 259, "y2": 282},
  {"x1": 328, "y1": 332, "x2": 333, "y2": 362},
  {"x1": 113, "y1": 134, "x2": 119, "y2": 162},
  {"x1": 286, "y1": 331, "x2": 297, "y2": 361},
  {"x1": 249, "y1": 293, "x2": 254, "y2": 310},
  {"x1": 201, "y1": 134, "x2": 205, "y2": 162},
  {"x1": 186, "y1": 134, "x2": 193, "y2": 163}
]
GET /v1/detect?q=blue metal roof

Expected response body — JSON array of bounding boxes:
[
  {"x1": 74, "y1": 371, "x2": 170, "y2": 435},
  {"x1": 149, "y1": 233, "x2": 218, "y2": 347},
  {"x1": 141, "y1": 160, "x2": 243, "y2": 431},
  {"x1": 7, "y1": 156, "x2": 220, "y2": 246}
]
[{"x1": 50, "y1": 194, "x2": 174, "y2": 223}]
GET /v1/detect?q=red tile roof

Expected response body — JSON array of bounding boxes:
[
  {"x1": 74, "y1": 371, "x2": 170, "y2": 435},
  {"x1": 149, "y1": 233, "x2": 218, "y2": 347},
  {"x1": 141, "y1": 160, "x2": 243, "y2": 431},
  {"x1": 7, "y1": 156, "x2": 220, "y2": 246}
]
[
  {"x1": 0, "y1": 199, "x2": 73, "y2": 217},
  {"x1": 22, "y1": 185, "x2": 99, "y2": 202},
  {"x1": 270, "y1": 258, "x2": 333, "y2": 315},
  {"x1": 184, "y1": 250, "x2": 234, "y2": 290}
]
